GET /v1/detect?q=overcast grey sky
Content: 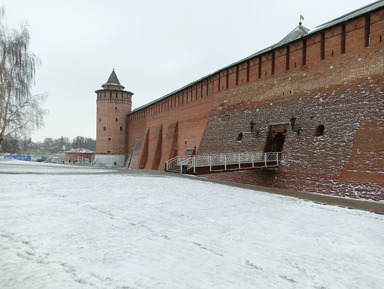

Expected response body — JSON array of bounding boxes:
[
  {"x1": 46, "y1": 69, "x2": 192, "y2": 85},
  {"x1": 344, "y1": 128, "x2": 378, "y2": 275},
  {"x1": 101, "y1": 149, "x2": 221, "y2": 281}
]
[{"x1": 1, "y1": 0, "x2": 375, "y2": 142}]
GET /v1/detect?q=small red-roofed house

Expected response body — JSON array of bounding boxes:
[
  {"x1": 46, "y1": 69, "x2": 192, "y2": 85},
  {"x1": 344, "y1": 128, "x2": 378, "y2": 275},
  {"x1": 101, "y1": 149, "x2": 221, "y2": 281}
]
[{"x1": 65, "y1": 146, "x2": 95, "y2": 164}]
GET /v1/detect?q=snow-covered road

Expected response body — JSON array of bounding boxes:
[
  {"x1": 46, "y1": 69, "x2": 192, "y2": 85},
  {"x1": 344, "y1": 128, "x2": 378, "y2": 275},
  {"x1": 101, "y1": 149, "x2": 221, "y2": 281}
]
[{"x1": 0, "y1": 160, "x2": 383, "y2": 289}]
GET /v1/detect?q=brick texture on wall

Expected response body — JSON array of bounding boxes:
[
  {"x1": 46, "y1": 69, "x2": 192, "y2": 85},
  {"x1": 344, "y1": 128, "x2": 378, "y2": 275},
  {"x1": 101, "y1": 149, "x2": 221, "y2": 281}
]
[
  {"x1": 99, "y1": 5, "x2": 384, "y2": 200},
  {"x1": 96, "y1": 86, "x2": 133, "y2": 155},
  {"x1": 127, "y1": 97, "x2": 213, "y2": 170},
  {"x1": 197, "y1": 42, "x2": 383, "y2": 199}
]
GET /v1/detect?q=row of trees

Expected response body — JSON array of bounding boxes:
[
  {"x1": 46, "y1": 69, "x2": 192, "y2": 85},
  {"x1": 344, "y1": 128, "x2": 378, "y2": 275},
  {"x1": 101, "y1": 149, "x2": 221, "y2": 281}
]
[
  {"x1": 2, "y1": 135, "x2": 96, "y2": 155},
  {"x1": 41, "y1": 136, "x2": 96, "y2": 152},
  {"x1": 0, "y1": 7, "x2": 47, "y2": 151}
]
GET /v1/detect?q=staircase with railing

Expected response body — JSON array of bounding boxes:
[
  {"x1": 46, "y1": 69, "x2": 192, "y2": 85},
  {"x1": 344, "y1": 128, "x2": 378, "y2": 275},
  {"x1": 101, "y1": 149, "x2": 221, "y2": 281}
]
[{"x1": 165, "y1": 152, "x2": 281, "y2": 174}]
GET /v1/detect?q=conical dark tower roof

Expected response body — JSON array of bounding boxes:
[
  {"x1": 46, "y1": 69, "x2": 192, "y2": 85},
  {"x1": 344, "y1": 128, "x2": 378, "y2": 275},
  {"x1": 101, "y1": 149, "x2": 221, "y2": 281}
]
[{"x1": 102, "y1": 69, "x2": 125, "y2": 89}]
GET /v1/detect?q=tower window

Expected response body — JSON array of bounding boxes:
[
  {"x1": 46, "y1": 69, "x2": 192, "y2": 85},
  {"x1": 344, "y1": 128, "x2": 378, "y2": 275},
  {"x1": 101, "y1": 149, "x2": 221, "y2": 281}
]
[
  {"x1": 115, "y1": 118, "x2": 118, "y2": 122},
  {"x1": 115, "y1": 107, "x2": 117, "y2": 110},
  {"x1": 99, "y1": 118, "x2": 101, "y2": 122},
  {"x1": 108, "y1": 138, "x2": 111, "y2": 141},
  {"x1": 120, "y1": 126, "x2": 123, "y2": 131},
  {"x1": 103, "y1": 126, "x2": 106, "y2": 131}
]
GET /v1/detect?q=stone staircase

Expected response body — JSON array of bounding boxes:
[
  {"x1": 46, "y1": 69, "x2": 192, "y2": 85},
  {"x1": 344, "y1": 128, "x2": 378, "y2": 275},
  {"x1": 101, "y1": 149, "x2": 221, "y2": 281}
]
[{"x1": 166, "y1": 165, "x2": 183, "y2": 174}]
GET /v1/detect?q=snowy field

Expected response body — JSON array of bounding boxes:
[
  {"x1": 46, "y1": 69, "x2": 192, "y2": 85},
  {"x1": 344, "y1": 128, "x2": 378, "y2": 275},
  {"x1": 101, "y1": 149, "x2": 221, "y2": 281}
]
[{"x1": 0, "y1": 159, "x2": 383, "y2": 289}]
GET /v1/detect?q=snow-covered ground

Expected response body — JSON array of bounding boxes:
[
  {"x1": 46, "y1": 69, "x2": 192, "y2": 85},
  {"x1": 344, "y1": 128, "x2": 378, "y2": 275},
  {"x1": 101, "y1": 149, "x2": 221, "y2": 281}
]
[
  {"x1": 0, "y1": 158, "x2": 114, "y2": 174},
  {"x1": 0, "y1": 160, "x2": 383, "y2": 289}
]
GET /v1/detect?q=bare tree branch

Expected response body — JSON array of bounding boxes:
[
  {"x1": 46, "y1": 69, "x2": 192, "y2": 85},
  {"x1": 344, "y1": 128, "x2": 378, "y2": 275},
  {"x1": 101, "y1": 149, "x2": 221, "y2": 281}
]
[{"x1": 0, "y1": 6, "x2": 47, "y2": 151}]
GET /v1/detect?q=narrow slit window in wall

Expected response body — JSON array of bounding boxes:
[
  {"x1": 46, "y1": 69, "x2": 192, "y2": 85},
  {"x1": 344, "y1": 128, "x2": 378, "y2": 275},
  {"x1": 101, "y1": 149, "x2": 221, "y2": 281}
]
[
  {"x1": 286, "y1": 46, "x2": 290, "y2": 70},
  {"x1": 315, "y1": 125, "x2": 325, "y2": 136},
  {"x1": 302, "y1": 39, "x2": 307, "y2": 65},
  {"x1": 365, "y1": 14, "x2": 371, "y2": 47},
  {"x1": 226, "y1": 69, "x2": 229, "y2": 89},
  {"x1": 321, "y1": 32, "x2": 325, "y2": 60},
  {"x1": 341, "y1": 23, "x2": 346, "y2": 54}
]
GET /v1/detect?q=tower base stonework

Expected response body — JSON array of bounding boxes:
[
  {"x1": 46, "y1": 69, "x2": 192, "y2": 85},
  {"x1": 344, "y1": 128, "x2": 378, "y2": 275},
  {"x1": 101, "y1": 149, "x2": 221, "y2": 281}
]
[{"x1": 95, "y1": 154, "x2": 127, "y2": 167}]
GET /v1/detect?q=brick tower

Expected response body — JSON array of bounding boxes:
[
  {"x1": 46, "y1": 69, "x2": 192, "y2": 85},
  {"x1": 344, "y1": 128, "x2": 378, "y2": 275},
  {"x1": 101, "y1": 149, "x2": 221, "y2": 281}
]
[{"x1": 95, "y1": 70, "x2": 133, "y2": 167}]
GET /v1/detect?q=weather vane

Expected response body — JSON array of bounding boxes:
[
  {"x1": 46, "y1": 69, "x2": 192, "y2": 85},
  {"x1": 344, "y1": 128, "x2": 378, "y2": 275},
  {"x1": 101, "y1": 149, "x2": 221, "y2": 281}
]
[{"x1": 300, "y1": 15, "x2": 304, "y2": 24}]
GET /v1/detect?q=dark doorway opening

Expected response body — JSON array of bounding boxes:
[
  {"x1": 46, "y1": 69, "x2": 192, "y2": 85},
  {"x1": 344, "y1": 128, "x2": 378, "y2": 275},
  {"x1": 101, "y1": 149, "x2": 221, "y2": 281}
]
[
  {"x1": 264, "y1": 132, "x2": 286, "y2": 152},
  {"x1": 264, "y1": 124, "x2": 289, "y2": 153},
  {"x1": 273, "y1": 132, "x2": 286, "y2": 152}
]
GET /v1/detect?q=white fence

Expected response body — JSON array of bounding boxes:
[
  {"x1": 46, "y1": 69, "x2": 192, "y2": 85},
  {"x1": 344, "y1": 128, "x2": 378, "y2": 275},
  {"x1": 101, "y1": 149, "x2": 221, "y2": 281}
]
[{"x1": 165, "y1": 152, "x2": 281, "y2": 174}]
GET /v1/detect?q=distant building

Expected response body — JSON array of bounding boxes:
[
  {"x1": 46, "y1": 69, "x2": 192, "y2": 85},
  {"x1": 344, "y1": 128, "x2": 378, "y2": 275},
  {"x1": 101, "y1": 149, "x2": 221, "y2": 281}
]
[{"x1": 65, "y1": 147, "x2": 95, "y2": 164}]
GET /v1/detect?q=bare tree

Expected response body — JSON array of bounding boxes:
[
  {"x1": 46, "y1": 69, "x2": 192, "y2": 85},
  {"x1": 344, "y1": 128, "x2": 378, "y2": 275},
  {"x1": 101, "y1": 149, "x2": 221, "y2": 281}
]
[{"x1": 0, "y1": 7, "x2": 47, "y2": 151}]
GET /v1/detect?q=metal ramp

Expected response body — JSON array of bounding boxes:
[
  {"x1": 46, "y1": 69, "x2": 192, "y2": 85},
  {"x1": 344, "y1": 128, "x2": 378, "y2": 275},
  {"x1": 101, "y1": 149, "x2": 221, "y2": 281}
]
[{"x1": 165, "y1": 152, "x2": 281, "y2": 174}]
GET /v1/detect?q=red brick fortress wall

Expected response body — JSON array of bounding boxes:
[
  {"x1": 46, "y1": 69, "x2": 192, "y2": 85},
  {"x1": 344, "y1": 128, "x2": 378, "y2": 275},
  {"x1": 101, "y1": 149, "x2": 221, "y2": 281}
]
[
  {"x1": 199, "y1": 74, "x2": 384, "y2": 200},
  {"x1": 127, "y1": 97, "x2": 213, "y2": 170},
  {"x1": 197, "y1": 11, "x2": 384, "y2": 200},
  {"x1": 125, "y1": 6, "x2": 384, "y2": 200}
]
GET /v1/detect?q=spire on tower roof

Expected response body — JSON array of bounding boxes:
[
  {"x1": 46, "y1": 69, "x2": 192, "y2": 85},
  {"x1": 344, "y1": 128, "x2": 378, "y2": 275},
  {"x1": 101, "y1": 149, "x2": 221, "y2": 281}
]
[{"x1": 102, "y1": 69, "x2": 125, "y2": 89}]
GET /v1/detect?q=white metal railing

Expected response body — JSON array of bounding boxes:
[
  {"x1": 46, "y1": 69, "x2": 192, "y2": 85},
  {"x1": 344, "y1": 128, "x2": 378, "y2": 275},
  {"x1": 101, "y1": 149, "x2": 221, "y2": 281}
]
[
  {"x1": 165, "y1": 156, "x2": 180, "y2": 171},
  {"x1": 165, "y1": 152, "x2": 281, "y2": 174}
]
